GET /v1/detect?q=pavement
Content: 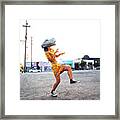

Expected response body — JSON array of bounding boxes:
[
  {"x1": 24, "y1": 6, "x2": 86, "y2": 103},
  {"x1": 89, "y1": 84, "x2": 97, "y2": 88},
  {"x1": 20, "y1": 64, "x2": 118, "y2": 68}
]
[{"x1": 20, "y1": 70, "x2": 100, "y2": 100}]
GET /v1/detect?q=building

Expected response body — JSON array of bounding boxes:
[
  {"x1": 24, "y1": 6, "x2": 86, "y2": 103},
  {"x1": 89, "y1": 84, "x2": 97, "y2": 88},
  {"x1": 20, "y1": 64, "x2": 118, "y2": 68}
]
[
  {"x1": 82, "y1": 57, "x2": 100, "y2": 70},
  {"x1": 74, "y1": 56, "x2": 100, "y2": 70},
  {"x1": 39, "y1": 61, "x2": 52, "y2": 72},
  {"x1": 61, "y1": 60, "x2": 74, "y2": 68},
  {"x1": 25, "y1": 55, "x2": 100, "y2": 72},
  {"x1": 26, "y1": 61, "x2": 52, "y2": 72}
]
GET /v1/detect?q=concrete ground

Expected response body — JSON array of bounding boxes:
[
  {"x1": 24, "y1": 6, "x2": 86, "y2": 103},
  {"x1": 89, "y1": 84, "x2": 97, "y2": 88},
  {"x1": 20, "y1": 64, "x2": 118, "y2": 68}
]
[{"x1": 20, "y1": 70, "x2": 100, "y2": 100}]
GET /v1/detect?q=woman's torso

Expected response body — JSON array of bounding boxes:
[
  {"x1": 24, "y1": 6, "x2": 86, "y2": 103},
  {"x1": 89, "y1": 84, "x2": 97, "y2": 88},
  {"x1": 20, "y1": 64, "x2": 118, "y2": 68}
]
[{"x1": 45, "y1": 49, "x2": 60, "y2": 74}]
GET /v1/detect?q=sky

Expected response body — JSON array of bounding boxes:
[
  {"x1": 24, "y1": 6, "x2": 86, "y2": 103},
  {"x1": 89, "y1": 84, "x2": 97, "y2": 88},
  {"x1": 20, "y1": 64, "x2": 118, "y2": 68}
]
[
  {"x1": 5, "y1": 5, "x2": 103, "y2": 64},
  {"x1": 19, "y1": 19, "x2": 100, "y2": 63}
]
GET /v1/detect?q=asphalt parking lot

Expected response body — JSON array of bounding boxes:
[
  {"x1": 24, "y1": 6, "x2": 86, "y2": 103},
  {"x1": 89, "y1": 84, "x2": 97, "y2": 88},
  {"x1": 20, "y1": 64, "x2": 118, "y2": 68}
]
[{"x1": 20, "y1": 70, "x2": 100, "y2": 100}]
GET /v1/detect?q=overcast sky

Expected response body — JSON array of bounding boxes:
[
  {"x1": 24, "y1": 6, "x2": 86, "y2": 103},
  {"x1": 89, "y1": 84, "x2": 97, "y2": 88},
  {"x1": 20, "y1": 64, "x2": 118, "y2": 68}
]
[
  {"x1": 5, "y1": 5, "x2": 105, "y2": 64},
  {"x1": 19, "y1": 19, "x2": 100, "y2": 62}
]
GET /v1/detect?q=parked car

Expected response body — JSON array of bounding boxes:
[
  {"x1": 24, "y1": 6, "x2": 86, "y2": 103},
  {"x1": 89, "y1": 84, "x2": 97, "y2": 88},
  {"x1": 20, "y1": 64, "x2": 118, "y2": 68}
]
[{"x1": 29, "y1": 68, "x2": 41, "y2": 73}]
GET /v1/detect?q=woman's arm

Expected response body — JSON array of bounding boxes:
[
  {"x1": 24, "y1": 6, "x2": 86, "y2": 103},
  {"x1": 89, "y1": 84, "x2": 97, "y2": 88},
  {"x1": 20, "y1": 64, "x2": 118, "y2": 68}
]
[
  {"x1": 54, "y1": 49, "x2": 59, "y2": 54},
  {"x1": 49, "y1": 48, "x2": 65, "y2": 58},
  {"x1": 55, "y1": 52, "x2": 65, "y2": 57}
]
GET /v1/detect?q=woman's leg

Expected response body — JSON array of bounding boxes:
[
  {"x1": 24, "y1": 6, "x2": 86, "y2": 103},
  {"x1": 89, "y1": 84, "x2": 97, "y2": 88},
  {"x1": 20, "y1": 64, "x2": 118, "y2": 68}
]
[
  {"x1": 59, "y1": 65, "x2": 76, "y2": 83},
  {"x1": 51, "y1": 74, "x2": 60, "y2": 92},
  {"x1": 63, "y1": 65, "x2": 73, "y2": 80},
  {"x1": 58, "y1": 65, "x2": 73, "y2": 79},
  {"x1": 50, "y1": 65, "x2": 70, "y2": 92},
  {"x1": 51, "y1": 65, "x2": 76, "y2": 94}
]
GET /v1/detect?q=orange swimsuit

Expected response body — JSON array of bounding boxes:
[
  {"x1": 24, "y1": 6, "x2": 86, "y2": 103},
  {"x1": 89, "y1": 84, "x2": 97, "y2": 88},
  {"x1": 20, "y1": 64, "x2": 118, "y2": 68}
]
[{"x1": 45, "y1": 49, "x2": 63, "y2": 76}]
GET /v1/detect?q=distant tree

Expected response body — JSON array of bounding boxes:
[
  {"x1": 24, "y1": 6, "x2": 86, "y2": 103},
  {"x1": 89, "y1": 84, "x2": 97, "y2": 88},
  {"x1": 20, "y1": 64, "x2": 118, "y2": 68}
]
[
  {"x1": 82, "y1": 55, "x2": 90, "y2": 60},
  {"x1": 94, "y1": 59, "x2": 100, "y2": 68},
  {"x1": 88, "y1": 62, "x2": 93, "y2": 70},
  {"x1": 80, "y1": 60, "x2": 86, "y2": 70}
]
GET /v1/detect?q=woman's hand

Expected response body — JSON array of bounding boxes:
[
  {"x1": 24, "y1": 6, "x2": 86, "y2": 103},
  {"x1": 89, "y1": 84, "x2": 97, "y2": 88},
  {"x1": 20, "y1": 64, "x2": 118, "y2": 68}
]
[
  {"x1": 55, "y1": 52, "x2": 65, "y2": 57},
  {"x1": 60, "y1": 52, "x2": 65, "y2": 55},
  {"x1": 54, "y1": 48, "x2": 59, "y2": 54}
]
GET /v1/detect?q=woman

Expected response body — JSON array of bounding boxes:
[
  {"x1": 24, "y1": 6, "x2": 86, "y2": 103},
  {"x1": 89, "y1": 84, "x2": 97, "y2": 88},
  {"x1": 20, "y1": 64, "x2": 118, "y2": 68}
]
[{"x1": 43, "y1": 46, "x2": 77, "y2": 97}]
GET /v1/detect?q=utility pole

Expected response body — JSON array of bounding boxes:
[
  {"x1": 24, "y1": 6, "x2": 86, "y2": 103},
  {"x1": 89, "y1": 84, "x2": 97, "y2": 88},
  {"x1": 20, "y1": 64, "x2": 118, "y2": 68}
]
[
  {"x1": 31, "y1": 37, "x2": 33, "y2": 69},
  {"x1": 23, "y1": 20, "x2": 30, "y2": 72}
]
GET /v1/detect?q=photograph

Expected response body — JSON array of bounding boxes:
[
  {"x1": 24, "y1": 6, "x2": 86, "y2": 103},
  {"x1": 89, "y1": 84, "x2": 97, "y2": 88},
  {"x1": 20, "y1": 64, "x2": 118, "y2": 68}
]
[
  {"x1": 4, "y1": 3, "x2": 116, "y2": 116},
  {"x1": 19, "y1": 10, "x2": 100, "y2": 100}
]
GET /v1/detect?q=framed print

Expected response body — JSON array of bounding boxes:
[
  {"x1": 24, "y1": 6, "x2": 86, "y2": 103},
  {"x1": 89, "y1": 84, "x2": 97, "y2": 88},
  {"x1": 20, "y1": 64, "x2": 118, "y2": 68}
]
[{"x1": 0, "y1": 0, "x2": 119, "y2": 119}]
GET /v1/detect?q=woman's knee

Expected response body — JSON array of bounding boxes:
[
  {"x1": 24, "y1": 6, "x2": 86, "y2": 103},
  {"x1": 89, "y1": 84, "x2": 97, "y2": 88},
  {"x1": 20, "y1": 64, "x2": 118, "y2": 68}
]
[
  {"x1": 66, "y1": 65, "x2": 71, "y2": 70},
  {"x1": 55, "y1": 80, "x2": 60, "y2": 85}
]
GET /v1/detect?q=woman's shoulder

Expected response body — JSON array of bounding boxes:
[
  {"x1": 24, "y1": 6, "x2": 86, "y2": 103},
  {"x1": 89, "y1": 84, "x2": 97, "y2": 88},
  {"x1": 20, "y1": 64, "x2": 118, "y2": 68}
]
[
  {"x1": 47, "y1": 49, "x2": 54, "y2": 54},
  {"x1": 45, "y1": 50, "x2": 54, "y2": 55}
]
